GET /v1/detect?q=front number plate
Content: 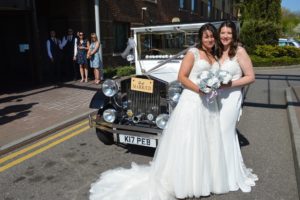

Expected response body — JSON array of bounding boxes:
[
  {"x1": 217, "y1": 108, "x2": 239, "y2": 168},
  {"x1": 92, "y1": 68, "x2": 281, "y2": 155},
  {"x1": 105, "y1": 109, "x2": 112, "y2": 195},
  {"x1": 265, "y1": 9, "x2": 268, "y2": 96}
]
[
  {"x1": 131, "y1": 77, "x2": 154, "y2": 93},
  {"x1": 119, "y1": 134, "x2": 157, "y2": 148}
]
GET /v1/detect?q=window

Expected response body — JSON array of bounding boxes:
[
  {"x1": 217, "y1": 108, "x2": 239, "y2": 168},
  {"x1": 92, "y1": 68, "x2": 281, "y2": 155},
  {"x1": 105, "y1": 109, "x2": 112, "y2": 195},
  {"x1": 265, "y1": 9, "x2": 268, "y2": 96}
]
[
  {"x1": 179, "y1": 0, "x2": 188, "y2": 9},
  {"x1": 137, "y1": 30, "x2": 199, "y2": 60},
  {"x1": 191, "y1": 0, "x2": 198, "y2": 12},
  {"x1": 200, "y1": 1, "x2": 208, "y2": 17},
  {"x1": 208, "y1": 0, "x2": 212, "y2": 18},
  {"x1": 113, "y1": 22, "x2": 129, "y2": 53}
]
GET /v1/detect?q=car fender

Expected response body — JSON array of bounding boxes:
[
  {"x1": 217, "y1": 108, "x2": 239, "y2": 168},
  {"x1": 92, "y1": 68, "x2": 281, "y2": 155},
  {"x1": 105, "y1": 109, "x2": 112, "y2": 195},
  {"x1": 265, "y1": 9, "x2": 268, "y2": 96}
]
[{"x1": 89, "y1": 90, "x2": 110, "y2": 109}]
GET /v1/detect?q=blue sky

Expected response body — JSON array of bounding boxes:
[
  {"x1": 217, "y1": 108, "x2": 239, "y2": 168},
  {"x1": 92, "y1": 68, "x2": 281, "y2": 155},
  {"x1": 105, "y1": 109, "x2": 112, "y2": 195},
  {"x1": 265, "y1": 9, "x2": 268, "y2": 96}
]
[{"x1": 281, "y1": 0, "x2": 300, "y2": 12}]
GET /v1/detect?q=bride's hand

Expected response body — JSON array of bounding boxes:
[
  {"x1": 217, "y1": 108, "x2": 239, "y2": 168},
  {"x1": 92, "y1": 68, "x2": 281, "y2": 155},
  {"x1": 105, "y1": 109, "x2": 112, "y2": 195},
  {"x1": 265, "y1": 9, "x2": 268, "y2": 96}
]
[{"x1": 198, "y1": 88, "x2": 206, "y2": 95}]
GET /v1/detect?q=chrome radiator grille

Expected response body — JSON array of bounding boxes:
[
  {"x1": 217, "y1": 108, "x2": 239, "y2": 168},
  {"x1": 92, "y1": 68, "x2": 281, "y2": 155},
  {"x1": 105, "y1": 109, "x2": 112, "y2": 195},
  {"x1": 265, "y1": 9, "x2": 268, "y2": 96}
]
[{"x1": 121, "y1": 77, "x2": 167, "y2": 115}]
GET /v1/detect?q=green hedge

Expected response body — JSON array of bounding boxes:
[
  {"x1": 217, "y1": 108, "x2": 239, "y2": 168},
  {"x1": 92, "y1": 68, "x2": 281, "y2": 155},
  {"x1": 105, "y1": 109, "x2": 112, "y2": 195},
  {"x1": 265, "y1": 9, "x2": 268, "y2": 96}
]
[
  {"x1": 251, "y1": 55, "x2": 300, "y2": 67},
  {"x1": 254, "y1": 45, "x2": 300, "y2": 58},
  {"x1": 251, "y1": 45, "x2": 300, "y2": 67},
  {"x1": 103, "y1": 66, "x2": 135, "y2": 78}
]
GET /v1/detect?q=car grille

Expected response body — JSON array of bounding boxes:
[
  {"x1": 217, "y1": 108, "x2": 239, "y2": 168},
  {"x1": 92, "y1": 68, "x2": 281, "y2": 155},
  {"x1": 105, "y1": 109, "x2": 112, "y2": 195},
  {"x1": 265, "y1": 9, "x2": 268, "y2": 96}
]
[{"x1": 121, "y1": 77, "x2": 167, "y2": 116}]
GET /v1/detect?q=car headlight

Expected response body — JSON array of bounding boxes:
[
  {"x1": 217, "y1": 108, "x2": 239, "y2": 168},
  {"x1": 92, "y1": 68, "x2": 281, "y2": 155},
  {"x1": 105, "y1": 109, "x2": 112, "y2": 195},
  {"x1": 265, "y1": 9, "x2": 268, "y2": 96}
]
[
  {"x1": 155, "y1": 114, "x2": 169, "y2": 129},
  {"x1": 103, "y1": 109, "x2": 117, "y2": 123},
  {"x1": 168, "y1": 82, "x2": 182, "y2": 107},
  {"x1": 102, "y1": 79, "x2": 118, "y2": 97}
]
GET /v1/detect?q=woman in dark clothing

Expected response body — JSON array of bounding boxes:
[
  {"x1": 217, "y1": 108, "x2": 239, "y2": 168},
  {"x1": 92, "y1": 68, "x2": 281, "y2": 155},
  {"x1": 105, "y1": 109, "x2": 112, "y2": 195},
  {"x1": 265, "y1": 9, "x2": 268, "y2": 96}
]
[{"x1": 74, "y1": 32, "x2": 90, "y2": 82}]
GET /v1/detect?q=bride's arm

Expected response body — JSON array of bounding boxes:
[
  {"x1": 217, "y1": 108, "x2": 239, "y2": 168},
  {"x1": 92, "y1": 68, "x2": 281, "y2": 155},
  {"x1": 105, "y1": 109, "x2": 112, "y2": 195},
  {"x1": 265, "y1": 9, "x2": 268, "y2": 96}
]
[
  {"x1": 226, "y1": 47, "x2": 255, "y2": 88},
  {"x1": 178, "y1": 51, "x2": 204, "y2": 94}
]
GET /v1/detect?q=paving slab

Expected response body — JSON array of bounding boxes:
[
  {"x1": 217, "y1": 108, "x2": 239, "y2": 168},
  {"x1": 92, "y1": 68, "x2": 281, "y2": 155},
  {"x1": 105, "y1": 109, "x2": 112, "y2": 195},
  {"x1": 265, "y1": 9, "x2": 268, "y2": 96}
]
[{"x1": 0, "y1": 81, "x2": 100, "y2": 152}]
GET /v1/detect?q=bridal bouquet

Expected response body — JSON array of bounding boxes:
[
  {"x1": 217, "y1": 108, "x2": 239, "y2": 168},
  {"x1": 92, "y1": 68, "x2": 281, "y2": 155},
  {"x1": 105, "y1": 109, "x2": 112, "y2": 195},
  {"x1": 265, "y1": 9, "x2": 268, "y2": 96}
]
[{"x1": 196, "y1": 68, "x2": 232, "y2": 102}]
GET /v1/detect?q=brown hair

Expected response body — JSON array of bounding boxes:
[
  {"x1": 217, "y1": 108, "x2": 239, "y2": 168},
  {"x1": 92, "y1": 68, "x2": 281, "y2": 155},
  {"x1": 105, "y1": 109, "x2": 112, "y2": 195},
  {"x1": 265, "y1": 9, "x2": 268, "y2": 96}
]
[
  {"x1": 217, "y1": 20, "x2": 238, "y2": 58},
  {"x1": 197, "y1": 23, "x2": 218, "y2": 56}
]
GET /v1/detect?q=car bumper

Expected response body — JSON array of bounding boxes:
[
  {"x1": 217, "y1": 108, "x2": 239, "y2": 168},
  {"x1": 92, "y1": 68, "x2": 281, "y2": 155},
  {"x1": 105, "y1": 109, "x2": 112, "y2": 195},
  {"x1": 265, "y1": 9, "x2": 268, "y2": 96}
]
[{"x1": 89, "y1": 114, "x2": 162, "y2": 147}]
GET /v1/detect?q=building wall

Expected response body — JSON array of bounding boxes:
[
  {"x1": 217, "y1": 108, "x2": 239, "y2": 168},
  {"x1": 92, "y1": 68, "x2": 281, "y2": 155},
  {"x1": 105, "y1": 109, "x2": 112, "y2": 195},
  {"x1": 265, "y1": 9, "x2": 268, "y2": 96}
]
[
  {"x1": 0, "y1": 0, "x2": 238, "y2": 87},
  {"x1": 99, "y1": 0, "x2": 237, "y2": 66}
]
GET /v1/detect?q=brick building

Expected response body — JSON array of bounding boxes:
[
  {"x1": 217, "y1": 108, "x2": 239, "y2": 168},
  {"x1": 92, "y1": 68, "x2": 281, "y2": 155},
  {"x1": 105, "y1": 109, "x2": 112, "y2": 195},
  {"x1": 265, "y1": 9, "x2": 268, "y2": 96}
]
[{"x1": 0, "y1": 0, "x2": 237, "y2": 88}]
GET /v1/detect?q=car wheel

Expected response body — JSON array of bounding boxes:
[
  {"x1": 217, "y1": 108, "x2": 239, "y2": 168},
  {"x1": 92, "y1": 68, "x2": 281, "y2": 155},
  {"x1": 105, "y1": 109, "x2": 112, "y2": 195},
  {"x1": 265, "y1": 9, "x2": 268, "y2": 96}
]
[{"x1": 95, "y1": 128, "x2": 114, "y2": 145}]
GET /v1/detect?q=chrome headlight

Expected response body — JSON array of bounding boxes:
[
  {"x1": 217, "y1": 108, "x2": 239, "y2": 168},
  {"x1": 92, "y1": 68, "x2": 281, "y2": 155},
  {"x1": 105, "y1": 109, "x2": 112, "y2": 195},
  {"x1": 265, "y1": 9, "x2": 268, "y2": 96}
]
[
  {"x1": 102, "y1": 79, "x2": 118, "y2": 97},
  {"x1": 168, "y1": 82, "x2": 182, "y2": 107},
  {"x1": 103, "y1": 109, "x2": 117, "y2": 123},
  {"x1": 155, "y1": 114, "x2": 169, "y2": 129}
]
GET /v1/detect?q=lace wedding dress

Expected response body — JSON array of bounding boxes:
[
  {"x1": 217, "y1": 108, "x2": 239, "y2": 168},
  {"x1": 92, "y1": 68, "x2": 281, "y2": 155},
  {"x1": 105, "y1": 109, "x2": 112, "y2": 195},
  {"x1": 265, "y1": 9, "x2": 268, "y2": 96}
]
[
  {"x1": 89, "y1": 48, "x2": 248, "y2": 200},
  {"x1": 218, "y1": 52, "x2": 258, "y2": 193}
]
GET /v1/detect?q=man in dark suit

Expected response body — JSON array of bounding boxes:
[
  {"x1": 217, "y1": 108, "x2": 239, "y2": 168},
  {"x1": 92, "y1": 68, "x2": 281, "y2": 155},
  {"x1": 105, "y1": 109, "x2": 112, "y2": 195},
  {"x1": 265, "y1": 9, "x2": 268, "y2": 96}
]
[
  {"x1": 61, "y1": 28, "x2": 78, "y2": 81},
  {"x1": 46, "y1": 30, "x2": 62, "y2": 83}
]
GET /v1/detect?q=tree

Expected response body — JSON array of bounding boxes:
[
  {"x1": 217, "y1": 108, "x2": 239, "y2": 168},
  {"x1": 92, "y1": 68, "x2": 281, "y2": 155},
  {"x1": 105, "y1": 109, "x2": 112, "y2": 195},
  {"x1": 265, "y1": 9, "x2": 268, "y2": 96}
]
[
  {"x1": 281, "y1": 8, "x2": 300, "y2": 37},
  {"x1": 239, "y1": 0, "x2": 281, "y2": 52}
]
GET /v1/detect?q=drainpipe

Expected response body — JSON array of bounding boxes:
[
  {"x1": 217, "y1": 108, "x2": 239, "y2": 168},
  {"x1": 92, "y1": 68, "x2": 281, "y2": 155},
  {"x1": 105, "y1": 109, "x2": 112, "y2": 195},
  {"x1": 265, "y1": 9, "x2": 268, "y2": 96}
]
[{"x1": 94, "y1": 0, "x2": 102, "y2": 60}]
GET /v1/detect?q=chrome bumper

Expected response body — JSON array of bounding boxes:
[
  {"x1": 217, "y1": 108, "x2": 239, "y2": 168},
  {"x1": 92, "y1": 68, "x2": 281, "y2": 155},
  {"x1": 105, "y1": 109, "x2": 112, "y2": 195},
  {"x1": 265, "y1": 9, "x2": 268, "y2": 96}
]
[{"x1": 88, "y1": 114, "x2": 162, "y2": 142}]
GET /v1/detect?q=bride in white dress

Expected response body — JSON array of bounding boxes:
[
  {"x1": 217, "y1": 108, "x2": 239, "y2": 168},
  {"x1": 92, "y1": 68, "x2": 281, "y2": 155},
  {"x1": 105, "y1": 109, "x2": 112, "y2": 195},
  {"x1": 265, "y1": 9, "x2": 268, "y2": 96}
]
[
  {"x1": 90, "y1": 23, "x2": 239, "y2": 200},
  {"x1": 217, "y1": 20, "x2": 258, "y2": 193}
]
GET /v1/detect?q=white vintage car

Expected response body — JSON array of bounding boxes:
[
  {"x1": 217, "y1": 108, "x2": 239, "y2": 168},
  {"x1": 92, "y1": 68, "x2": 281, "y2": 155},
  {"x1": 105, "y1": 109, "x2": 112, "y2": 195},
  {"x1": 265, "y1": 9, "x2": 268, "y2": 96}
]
[{"x1": 89, "y1": 21, "x2": 229, "y2": 148}]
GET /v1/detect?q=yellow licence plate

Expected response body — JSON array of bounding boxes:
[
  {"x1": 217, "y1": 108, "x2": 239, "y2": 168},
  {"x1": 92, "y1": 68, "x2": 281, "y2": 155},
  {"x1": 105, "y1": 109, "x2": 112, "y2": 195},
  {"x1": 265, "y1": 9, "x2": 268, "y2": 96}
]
[{"x1": 131, "y1": 77, "x2": 154, "y2": 93}]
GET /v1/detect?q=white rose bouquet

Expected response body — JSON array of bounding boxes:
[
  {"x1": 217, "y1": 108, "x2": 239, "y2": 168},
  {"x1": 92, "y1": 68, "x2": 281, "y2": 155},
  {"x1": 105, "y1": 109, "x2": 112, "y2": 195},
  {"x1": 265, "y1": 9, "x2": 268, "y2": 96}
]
[{"x1": 196, "y1": 68, "x2": 232, "y2": 102}]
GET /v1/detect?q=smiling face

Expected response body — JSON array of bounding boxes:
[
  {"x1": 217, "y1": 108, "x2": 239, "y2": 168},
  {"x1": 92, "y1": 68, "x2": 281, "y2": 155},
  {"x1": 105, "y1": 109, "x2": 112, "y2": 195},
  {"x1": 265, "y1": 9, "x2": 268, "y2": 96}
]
[
  {"x1": 220, "y1": 26, "x2": 233, "y2": 47},
  {"x1": 201, "y1": 30, "x2": 215, "y2": 51}
]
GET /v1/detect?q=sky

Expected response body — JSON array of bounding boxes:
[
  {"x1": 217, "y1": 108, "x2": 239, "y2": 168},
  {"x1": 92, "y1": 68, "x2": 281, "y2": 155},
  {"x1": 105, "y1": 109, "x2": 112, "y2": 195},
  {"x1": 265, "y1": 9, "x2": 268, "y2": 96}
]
[{"x1": 281, "y1": 0, "x2": 300, "y2": 13}]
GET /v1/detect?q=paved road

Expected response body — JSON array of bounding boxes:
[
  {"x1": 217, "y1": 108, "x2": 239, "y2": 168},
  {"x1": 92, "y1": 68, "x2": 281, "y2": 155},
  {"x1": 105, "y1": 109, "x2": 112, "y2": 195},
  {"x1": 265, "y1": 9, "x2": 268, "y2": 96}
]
[{"x1": 0, "y1": 68, "x2": 300, "y2": 200}]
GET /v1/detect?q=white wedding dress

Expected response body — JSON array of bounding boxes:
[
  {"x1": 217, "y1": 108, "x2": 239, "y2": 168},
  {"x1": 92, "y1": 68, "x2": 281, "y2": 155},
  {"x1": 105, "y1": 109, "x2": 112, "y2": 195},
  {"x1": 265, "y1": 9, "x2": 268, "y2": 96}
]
[
  {"x1": 89, "y1": 48, "x2": 242, "y2": 200},
  {"x1": 218, "y1": 53, "x2": 258, "y2": 193}
]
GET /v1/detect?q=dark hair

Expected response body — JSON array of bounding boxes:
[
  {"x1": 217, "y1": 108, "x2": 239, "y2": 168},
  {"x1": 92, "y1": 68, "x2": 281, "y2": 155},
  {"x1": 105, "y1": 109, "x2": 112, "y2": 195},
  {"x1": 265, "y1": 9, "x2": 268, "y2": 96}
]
[
  {"x1": 217, "y1": 20, "x2": 238, "y2": 58},
  {"x1": 197, "y1": 23, "x2": 218, "y2": 56},
  {"x1": 77, "y1": 31, "x2": 85, "y2": 45}
]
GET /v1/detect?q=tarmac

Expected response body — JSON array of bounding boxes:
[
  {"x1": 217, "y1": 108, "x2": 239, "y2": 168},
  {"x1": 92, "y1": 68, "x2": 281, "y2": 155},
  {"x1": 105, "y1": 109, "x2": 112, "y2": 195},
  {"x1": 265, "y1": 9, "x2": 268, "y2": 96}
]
[{"x1": 0, "y1": 68, "x2": 300, "y2": 194}]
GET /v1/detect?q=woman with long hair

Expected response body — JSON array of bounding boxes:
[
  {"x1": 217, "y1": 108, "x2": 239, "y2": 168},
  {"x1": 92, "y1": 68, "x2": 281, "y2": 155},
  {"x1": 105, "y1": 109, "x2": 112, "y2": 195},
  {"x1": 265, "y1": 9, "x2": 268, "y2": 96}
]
[
  {"x1": 87, "y1": 33, "x2": 103, "y2": 84},
  {"x1": 217, "y1": 20, "x2": 258, "y2": 193},
  {"x1": 74, "y1": 31, "x2": 89, "y2": 82}
]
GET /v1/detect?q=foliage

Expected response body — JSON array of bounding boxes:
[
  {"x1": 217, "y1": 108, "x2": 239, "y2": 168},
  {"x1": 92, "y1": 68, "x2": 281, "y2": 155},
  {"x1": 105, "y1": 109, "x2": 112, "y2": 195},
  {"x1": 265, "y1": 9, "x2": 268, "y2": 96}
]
[
  {"x1": 241, "y1": 0, "x2": 281, "y2": 23},
  {"x1": 254, "y1": 45, "x2": 300, "y2": 58},
  {"x1": 251, "y1": 44, "x2": 300, "y2": 67},
  {"x1": 251, "y1": 55, "x2": 300, "y2": 67},
  {"x1": 240, "y1": 20, "x2": 281, "y2": 52},
  {"x1": 103, "y1": 66, "x2": 135, "y2": 78},
  {"x1": 281, "y1": 8, "x2": 300, "y2": 36},
  {"x1": 103, "y1": 68, "x2": 117, "y2": 79},
  {"x1": 239, "y1": 0, "x2": 281, "y2": 52},
  {"x1": 116, "y1": 66, "x2": 136, "y2": 77}
]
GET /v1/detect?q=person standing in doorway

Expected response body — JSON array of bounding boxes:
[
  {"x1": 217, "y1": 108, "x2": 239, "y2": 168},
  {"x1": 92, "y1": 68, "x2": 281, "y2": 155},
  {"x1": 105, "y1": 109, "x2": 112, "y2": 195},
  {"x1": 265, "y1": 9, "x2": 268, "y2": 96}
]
[
  {"x1": 46, "y1": 30, "x2": 62, "y2": 83},
  {"x1": 74, "y1": 31, "x2": 89, "y2": 83},
  {"x1": 61, "y1": 28, "x2": 78, "y2": 81}
]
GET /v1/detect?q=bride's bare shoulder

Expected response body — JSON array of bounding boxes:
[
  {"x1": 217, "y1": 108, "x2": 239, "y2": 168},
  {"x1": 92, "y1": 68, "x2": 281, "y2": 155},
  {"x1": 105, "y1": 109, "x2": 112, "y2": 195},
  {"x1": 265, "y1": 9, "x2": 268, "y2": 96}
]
[{"x1": 236, "y1": 46, "x2": 248, "y2": 56}]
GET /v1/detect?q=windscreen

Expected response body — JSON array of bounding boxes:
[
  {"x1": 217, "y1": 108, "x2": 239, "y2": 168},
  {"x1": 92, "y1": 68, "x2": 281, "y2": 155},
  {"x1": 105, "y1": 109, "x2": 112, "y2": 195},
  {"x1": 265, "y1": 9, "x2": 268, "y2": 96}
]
[{"x1": 136, "y1": 30, "x2": 199, "y2": 60}]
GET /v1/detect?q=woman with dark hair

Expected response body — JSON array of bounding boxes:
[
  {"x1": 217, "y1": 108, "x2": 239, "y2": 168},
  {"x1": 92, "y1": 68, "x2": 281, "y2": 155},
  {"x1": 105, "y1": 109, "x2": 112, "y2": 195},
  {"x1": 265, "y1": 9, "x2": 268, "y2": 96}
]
[
  {"x1": 217, "y1": 20, "x2": 258, "y2": 192},
  {"x1": 74, "y1": 31, "x2": 90, "y2": 82},
  {"x1": 89, "y1": 23, "x2": 232, "y2": 200}
]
